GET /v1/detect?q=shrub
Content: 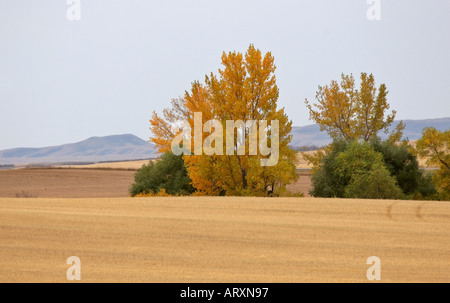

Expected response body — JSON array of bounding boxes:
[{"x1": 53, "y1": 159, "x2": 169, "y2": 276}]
[
  {"x1": 129, "y1": 152, "x2": 196, "y2": 197},
  {"x1": 344, "y1": 163, "x2": 404, "y2": 199},
  {"x1": 335, "y1": 141, "x2": 404, "y2": 199},
  {"x1": 310, "y1": 138, "x2": 436, "y2": 200},
  {"x1": 309, "y1": 139, "x2": 350, "y2": 198},
  {"x1": 370, "y1": 139, "x2": 432, "y2": 197},
  {"x1": 311, "y1": 139, "x2": 404, "y2": 199}
]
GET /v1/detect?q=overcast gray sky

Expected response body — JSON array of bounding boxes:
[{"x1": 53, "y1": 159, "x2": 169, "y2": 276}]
[{"x1": 0, "y1": 0, "x2": 449, "y2": 150}]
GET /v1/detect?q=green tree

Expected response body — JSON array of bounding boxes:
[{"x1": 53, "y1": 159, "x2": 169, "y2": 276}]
[
  {"x1": 344, "y1": 163, "x2": 404, "y2": 199},
  {"x1": 310, "y1": 140, "x2": 404, "y2": 199},
  {"x1": 334, "y1": 141, "x2": 403, "y2": 199},
  {"x1": 309, "y1": 139, "x2": 350, "y2": 198},
  {"x1": 370, "y1": 138, "x2": 435, "y2": 198},
  {"x1": 130, "y1": 152, "x2": 195, "y2": 196}
]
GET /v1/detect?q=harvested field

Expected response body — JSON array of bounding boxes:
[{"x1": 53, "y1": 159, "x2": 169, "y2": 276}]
[
  {"x1": 57, "y1": 160, "x2": 152, "y2": 170},
  {"x1": 0, "y1": 197, "x2": 449, "y2": 282},
  {"x1": 0, "y1": 168, "x2": 313, "y2": 198},
  {"x1": 0, "y1": 168, "x2": 135, "y2": 198},
  {"x1": 286, "y1": 171, "x2": 312, "y2": 196},
  {"x1": 296, "y1": 151, "x2": 314, "y2": 169}
]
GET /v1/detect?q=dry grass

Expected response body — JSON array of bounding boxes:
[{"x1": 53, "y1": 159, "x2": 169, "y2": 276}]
[
  {"x1": 0, "y1": 196, "x2": 449, "y2": 283},
  {"x1": 57, "y1": 160, "x2": 152, "y2": 170},
  {"x1": 295, "y1": 151, "x2": 315, "y2": 170}
]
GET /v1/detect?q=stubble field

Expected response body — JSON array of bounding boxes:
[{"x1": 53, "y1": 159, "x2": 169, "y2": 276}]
[
  {"x1": 0, "y1": 159, "x2": 448, "y2": 283},
  {"x1": 0, "y1": 195, "x2": 449, "y2": 282},
  {"x1": 0, "y1": 168, "x2": 136, "y2": 198}
]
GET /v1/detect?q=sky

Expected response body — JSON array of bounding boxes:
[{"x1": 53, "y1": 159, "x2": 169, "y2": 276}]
[{"x1": 0, "y1": 0, "x2": 449, "y2": 150}]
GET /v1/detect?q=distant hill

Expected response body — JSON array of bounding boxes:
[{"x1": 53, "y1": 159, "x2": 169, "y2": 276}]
[
  {"x1": 1, "y1": 117, "x2": 448, "y2": 165},
  {"x1": 290, "y1": 117, "x2": 450, "y2": 147},
  {"x1": 0, "y1": 134, "x2": 158, "y2": 165}
]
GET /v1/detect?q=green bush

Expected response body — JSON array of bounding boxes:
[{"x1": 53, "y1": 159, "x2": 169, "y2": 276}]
[
  {"x1": 410, "y1": 171, "x2": 437, "y2": 200},
  {"x1": 310, "y1": 139, "x2": 350, "y2": 198},
  {"x1": 310, "y1": 138, "x2": 437, "y2": 200},
  {"x1": 129, "y1": 152, "x2": 196, "y2": 197},
  {"x1": 311, "y1": 139, "x2": 404, "y2": 199},
  {"x1": 344, "y1": 163, "x2": 404, "y2": 199},
  {"x1": 370, "y1": 139, "x2": 434, "y2": 197},
  {"x1": 335, "y1": 141, "x2": 404, "y2": 199}
]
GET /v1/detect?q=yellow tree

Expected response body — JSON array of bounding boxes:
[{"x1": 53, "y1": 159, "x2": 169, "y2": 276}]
[
  {"x1": 150, "y1": 82, "x2": 221, "y2": 195},
  {"x1": 303, "y1": 73, "x2": 404, "y2": 170},
  {"x1": 305, "y1": 73, "x2": 404, "y2": 142},
  {"x1": 150, "y1": 44, "x2": 297, "y2": 196},
  {"x1": 416, "y1": 127, "x2": 450, "y2": 200}
]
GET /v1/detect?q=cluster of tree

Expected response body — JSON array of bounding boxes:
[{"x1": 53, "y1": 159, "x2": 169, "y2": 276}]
[
  {"x1": 129, "y1": 45, "x2": 448, "y2": 200},
  {"x1": 304, "y1": 73, "x2": 447, "y2": 200}
]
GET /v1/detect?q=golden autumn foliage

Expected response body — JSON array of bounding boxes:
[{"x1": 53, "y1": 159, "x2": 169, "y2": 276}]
[
  {"x1": 305, "y1": 73, "x2": 403, "y2": 142},
  {"x1": 149, "y1": 44, "x2": 298, "y2": 196},
  {"x1": 303, "y1": 73, "x2": 404, "y2": 170},
  {"x1": 416, "y1": 127, "x2": 450, "y2": 200}
]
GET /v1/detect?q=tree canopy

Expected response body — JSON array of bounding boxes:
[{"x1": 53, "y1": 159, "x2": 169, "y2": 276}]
[
  {"x1": 305, "y1": 73, "x2": 404, "y2": 142},
  {"x1": 149, "y1": 44, "x2": 298, "y2": 196}
]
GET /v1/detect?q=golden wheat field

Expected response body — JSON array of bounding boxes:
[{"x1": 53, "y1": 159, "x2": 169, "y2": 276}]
[{"x1": 0, "y1": 196, "x2": 449, "y2": 283}]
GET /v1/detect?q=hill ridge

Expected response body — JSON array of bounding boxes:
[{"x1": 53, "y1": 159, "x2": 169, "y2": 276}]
[
  {"x1": 0, "y1": 134, "x2": 157, "y2": 165},
  {"x1": 1, "y1": 117, "x2": 448, "y2": 165}
]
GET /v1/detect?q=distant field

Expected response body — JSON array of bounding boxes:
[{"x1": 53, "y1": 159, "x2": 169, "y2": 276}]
[
  {"x1": 0, "y1": 197, "x2": 448, "y2": 282},
  {"x1": 296, "y1": 151, "x2": 315, "y2": 169},
  {"x1": 0, "y1": 144, "x2": 436, "y2": 200},
  {"x1": 46, "y1": 146, "x2": 434, "y2": 171},
  {"x1": 407, "y1": 141, "x2": 438, "y2": 168},
  {"x1": 0, "y1": 168, "x2": 135, "y2": 198},
  {"x1": 54, "y1": 152, "x2": 315, "y2": 170},
  {"x1": 0, "y1": 168, "x2": 312, "y2": 198},
  {"x1": 57, "y1": 159, "x2": 152, "y2": 170}
]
